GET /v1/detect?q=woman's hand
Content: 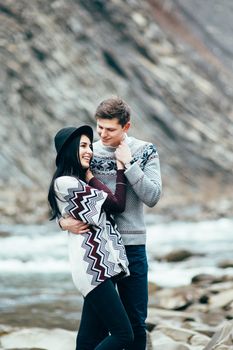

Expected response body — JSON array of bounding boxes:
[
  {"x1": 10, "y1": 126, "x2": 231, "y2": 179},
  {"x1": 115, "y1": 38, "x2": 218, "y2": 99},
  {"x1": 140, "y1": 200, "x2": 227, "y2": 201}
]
[
  {"x1": 86, "y1": 168, "x2": 94, "y2": 182},
  {"x1": 115, "y1": 142, "x2": 132, "y2": 168},
  {"x1": 116, "y1": 159, "x2": 124, "y2": 169},
  {"x1": 59, "y1": 216, "x2": 90, "y2": 234}
]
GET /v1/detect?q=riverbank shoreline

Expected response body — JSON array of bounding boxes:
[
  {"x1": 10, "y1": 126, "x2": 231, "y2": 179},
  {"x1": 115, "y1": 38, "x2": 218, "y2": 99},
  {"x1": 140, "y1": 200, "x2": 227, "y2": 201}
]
[
  {"x1": 1, "y1": 219, "x2": 233, "y2": 349},
  {"x1": 1, "y1": 274, "x2": 233, "y2": 350}
]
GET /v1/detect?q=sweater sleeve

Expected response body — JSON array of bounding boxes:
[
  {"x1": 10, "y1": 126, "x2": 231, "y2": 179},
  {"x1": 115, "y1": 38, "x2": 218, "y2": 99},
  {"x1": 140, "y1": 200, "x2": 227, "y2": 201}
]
[
  {"x1": 55, "y1": 176, "x2": 107, "y2": 226},
  {"x1": 88, "y1": 169, "x2": 127, "y2": 213},
  {"x1": 124, "y1": 144, "x2": 162, "y2": 207}
]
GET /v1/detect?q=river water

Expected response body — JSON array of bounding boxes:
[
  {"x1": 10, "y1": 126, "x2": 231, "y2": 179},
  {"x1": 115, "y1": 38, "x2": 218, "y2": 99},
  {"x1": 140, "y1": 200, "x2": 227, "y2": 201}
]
[{"x1": 0, "y1": 218, "x2": 232, "y2": 330}]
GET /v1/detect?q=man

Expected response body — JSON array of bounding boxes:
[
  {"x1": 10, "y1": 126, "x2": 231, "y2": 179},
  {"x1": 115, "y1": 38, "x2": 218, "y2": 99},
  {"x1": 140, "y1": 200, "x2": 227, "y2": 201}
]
[{"x1": 60, "y1": 96, "x2": 162, "y2": 350}]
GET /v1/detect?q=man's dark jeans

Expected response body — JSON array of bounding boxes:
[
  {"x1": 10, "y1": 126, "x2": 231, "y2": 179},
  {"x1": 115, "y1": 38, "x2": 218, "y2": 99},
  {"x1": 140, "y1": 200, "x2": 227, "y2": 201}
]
[{"x1": 117, "y1": 244, "x2": 148, "y2": 350}]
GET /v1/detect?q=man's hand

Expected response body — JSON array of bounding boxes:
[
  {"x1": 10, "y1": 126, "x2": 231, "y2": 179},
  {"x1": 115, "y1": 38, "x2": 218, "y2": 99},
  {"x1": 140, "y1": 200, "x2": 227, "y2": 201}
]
[
  {"x1": 59, "y1": 216, "x2": 90, "y2": 234},
  {"x1": 115, "y1": 141, "x2": 132, "y2": 166}
]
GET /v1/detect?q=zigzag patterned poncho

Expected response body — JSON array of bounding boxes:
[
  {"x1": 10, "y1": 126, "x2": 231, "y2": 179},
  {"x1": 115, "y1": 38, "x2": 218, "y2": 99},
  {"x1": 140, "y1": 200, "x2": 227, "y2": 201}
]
[{"x1": 54, "y1": 170, "x2": 129, "y2": 296}]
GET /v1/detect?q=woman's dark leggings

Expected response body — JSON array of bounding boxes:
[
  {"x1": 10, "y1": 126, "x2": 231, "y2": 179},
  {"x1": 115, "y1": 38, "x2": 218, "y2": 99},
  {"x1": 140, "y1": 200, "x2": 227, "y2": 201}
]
[{"x1": 76, "y1": 278, "x2": 134, "y2": 350}]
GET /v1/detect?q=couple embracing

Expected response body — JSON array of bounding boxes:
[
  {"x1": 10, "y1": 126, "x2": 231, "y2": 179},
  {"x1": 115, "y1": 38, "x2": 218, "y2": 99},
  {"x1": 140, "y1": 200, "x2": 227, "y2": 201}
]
[{"x1": 48, "y1": 96, "x2": 162, "y2": 350}]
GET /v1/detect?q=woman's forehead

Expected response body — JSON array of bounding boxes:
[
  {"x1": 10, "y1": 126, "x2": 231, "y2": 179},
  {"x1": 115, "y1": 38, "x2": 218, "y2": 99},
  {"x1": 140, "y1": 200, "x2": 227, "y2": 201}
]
[{"x1": 80, "y1": 134, "x2": 91, "y2": 143}]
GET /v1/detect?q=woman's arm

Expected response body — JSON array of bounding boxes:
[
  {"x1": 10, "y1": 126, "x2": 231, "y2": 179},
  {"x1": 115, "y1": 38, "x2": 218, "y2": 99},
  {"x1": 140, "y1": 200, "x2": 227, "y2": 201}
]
[
  {"x1": 55, "y1": 165, "x2": 127, "y2": 228},
  {"x1": 88, "y1": 169, "x2": 127, "y2": 213},
  {"x1": 57, "y1": 155, "x2": 126, "y2": 232},
  {"x1": 55, "y1": 176, "x2": 107, "y2": 226}
]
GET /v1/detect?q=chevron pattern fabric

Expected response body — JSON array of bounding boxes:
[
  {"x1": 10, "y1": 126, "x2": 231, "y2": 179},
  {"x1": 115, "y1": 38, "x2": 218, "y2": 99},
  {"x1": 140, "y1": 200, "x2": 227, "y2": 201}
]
[
  {"x1": 64, "y1": 180, "x2": 107, "y2": 226},
  {"x1": 55, "y1": 176, "x2": 129, "y2": 296}
]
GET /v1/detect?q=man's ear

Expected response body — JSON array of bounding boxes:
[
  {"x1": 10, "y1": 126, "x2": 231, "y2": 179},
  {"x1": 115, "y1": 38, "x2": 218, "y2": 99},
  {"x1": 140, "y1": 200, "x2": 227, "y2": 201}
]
[{"x1": 123, "y1": 121, "x2": 131, "y2": 132}]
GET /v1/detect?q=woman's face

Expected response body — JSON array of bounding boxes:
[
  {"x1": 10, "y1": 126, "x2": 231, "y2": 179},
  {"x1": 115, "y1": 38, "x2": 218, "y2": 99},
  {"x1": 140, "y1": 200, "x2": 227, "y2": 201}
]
[{"x1": 79, "y1": 134, "x2": 93, "y2": 169}]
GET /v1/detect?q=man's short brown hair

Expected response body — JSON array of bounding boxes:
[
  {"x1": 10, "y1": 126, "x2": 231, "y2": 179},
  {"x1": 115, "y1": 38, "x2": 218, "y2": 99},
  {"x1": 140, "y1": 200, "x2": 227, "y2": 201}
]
[{"x1": 95, "y1": 96, "x2": 131, "y2": 127}]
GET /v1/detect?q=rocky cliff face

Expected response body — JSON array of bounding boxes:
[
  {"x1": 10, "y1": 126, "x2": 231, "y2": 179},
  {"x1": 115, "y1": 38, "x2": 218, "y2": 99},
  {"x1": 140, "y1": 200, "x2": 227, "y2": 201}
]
[{"x1": 1, "y1": 0, "x2": 233, "y2": 223}]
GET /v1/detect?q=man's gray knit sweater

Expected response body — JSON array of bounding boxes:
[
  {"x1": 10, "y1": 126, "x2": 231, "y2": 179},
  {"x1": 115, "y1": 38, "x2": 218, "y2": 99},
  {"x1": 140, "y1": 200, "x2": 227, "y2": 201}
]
[{"x1": 91, "y1": 135, "x2": 162, "y2": 246}]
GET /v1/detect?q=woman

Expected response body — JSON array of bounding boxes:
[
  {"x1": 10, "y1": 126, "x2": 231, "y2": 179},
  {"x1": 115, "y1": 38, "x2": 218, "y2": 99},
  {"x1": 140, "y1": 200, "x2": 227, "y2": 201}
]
[{"x1": 48, "y1": 125, "x2": 133, "y2": 350}]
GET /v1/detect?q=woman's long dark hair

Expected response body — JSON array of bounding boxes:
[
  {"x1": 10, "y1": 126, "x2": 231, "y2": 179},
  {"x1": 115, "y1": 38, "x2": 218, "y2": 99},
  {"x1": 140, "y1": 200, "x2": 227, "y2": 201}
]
[{"x1": 48, "y1": 134, "x2": 89, "y2": 220}]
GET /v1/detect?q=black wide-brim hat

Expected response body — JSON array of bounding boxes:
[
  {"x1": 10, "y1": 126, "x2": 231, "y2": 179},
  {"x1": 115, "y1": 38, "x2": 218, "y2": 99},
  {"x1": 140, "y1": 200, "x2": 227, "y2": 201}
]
[{"x1": 54, "y1": 125, "x2": 93, "y2": 166}]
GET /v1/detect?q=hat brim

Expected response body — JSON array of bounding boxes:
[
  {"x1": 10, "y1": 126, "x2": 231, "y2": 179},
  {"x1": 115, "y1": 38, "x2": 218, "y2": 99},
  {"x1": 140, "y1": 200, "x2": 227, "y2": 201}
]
[{"x1": 56, "y1": 125, "x2": 93, "y2": 166}]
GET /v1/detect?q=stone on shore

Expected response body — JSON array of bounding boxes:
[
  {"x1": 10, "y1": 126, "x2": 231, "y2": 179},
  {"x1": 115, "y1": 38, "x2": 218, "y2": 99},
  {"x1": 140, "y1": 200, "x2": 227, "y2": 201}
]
[
  {"x1": 208, "y1": 290, "x2": 233, "y2": 310},
  {"x1": 203, "y1": 320, "x2": 233, "y2": 350},
  {"x1": 218, "y1": 260, "x2": 233, "y2": 269},
  {"x1": 0, "y1": 328, "x2": 76, "y2": 350},
  {"x1": 147, "y1": 274, "x2": 233, "y2": 349},
  {"x1": 159, "y1": 249, "x2": 201, "y2": 262}
]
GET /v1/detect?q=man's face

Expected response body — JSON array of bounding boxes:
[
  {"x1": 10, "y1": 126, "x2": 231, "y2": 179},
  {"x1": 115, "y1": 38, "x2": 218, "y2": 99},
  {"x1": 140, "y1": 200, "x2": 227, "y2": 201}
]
[{"x1": 96, "y1": 118, "x2": 130, "y2": 147}]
